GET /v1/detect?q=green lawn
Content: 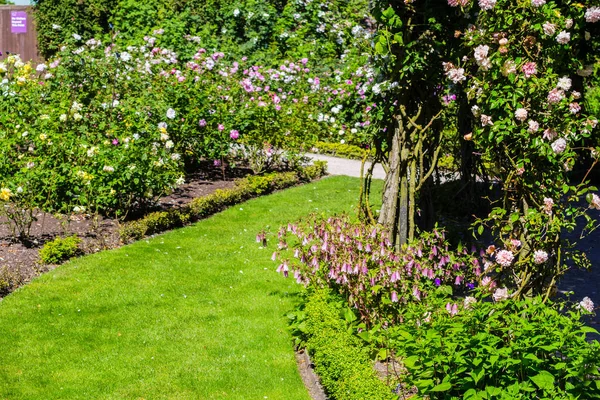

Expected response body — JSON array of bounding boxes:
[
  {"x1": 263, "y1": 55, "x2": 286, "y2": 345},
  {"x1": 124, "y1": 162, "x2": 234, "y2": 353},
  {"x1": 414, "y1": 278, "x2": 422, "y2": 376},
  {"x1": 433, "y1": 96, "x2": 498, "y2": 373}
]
[{"x1": 0, "y1": 176, "x2": 382, "y2": 399}]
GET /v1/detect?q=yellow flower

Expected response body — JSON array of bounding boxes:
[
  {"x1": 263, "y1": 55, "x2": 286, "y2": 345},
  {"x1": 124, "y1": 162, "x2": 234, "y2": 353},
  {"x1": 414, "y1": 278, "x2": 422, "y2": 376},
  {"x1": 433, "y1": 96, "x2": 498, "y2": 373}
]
[
  {"x1": 39, "y1": 133, "x2": 47, "y2": 141},
  {"x1": 0, "y1": 188, "x2": 12, "y2": 201},
  {"x1": 159, "y1": 127, "x2": 167, "y2": 134}
]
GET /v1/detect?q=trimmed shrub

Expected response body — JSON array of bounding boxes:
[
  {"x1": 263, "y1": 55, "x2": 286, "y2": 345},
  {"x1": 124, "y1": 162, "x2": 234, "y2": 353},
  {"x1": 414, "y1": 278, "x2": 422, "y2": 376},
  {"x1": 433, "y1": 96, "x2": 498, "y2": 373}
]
[
  {"x1": 119, "y1": 163, "x2": 327, "y2": 243},
  {"x1": 302, "y1": 290, "x2": 396, "y2": 400},
  {"x1": 39, "y1": 235, "x2": 82, "y2": 264}
]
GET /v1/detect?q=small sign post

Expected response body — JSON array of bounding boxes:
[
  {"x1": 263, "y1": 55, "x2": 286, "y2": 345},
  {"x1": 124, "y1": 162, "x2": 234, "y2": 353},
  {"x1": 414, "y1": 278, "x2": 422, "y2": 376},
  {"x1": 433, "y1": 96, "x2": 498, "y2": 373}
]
[{"x1": 10, "y1": 11, "x2": 27, "y2": 34}]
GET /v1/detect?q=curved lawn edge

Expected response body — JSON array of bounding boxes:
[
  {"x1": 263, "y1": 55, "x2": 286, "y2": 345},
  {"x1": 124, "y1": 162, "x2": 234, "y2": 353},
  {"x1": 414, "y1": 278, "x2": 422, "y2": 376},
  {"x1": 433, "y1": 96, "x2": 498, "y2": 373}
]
[{"x1": 0, "y1": 176, "x2": 381, "y2": 400}]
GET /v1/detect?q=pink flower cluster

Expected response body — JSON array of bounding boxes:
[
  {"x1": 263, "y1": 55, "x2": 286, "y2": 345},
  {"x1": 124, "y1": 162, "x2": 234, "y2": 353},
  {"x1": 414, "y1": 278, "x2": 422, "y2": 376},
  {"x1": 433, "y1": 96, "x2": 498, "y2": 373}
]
[
  {"x1": 585, "y1": 7, "x2": 600, "y2": 23},
  {"x1": 521, "y1": 62, "x2": 537, "y2": 78},
  {"x1": 479, "y1": 0, "x2": 496, "y2": 10},
  {"x1": 533, "y1": 250, "x2": 548, "y2": 264},
  {"x1": 495, "y1": 249, "x2": 514, "y2": 267}
]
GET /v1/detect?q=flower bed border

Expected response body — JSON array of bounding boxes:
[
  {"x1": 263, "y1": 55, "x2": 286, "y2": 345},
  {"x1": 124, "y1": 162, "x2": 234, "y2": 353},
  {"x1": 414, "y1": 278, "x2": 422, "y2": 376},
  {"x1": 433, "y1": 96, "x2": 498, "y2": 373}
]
[{"x1": 119, "y1": 161, "x2": 328, "y2": 243}]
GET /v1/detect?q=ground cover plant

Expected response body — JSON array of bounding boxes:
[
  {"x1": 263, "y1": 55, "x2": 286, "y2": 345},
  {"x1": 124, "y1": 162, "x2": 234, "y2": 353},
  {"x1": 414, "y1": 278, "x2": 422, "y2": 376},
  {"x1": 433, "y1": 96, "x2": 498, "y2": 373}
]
[{"x1": 0, "y1": 176, "x2": 380, "y2": 399}]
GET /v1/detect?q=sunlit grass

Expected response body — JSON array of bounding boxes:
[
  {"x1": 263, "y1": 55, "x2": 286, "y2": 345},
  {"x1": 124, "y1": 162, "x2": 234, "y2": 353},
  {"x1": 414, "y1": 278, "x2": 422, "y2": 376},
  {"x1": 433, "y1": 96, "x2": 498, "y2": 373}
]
[{"x1": 0, "y1": 176, "x2": 382, "y2": 399}]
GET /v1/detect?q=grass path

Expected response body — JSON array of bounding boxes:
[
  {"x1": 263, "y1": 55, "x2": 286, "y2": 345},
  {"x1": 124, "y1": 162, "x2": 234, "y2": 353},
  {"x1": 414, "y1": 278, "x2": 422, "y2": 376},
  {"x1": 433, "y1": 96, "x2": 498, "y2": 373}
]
[{"x1": 0, "y1": 176, "x2": 381, "y2": 399}]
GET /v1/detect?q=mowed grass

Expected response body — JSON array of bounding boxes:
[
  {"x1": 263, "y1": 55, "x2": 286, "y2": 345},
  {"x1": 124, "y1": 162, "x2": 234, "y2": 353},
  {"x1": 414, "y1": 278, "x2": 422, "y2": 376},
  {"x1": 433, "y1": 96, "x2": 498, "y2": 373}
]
[{"x1": 0, "y1": 176, "x2": 382, "y2": 400}]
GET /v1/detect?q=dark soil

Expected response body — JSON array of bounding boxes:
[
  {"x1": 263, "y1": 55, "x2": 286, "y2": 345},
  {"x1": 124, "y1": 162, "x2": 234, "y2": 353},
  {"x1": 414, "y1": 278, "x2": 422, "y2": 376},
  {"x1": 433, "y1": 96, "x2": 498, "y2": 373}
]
[{"x1": 0, "y1": 166, "x2": 241, "y2": 295}]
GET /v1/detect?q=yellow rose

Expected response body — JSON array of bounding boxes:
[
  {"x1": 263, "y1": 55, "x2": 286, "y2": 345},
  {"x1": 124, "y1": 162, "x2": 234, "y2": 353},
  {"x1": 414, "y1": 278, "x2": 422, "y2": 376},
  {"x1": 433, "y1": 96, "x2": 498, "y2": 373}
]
[{"x1": 0, "y1": 188, "x2": 12, "y2": 201}]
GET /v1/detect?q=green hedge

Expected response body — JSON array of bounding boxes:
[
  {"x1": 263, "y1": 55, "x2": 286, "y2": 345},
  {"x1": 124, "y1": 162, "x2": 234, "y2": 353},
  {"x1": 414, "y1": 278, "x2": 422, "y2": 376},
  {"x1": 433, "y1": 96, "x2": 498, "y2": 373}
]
[
  {"x1": 302, "y1": 290, "x2": 396, "y2": 400},
  {"x1": 313, "y1": 142, "x2": 374, "y2": 161},
  {"x1": 119, "y1": 162, "x2": 327, "y2": 243}
]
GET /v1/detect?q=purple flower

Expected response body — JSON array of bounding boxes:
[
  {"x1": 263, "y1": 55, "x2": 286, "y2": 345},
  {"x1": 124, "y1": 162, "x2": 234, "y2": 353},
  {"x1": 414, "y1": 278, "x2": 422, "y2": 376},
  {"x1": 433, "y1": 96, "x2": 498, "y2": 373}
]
[
  {"x1": 199, "y1": 119, "x2": 207, "y2": 127},
  {"x1": 391, "y1": 291, "x2": 399, "y2": 303},
  {"x1": 112, "y1": 138, "x2": 119, "y2": 145},
  {"x1": 434, "y1": 278, "x2": 442, "y2": 286},
  {"x1": 230, "y1": 130, "x2": 239, "y2": 140}
]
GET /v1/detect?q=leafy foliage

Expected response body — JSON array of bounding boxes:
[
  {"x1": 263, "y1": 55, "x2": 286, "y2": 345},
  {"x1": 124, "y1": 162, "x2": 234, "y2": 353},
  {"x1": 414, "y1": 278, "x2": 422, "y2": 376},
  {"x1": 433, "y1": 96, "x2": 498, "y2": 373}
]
[{"x1": 39, "y1": 235, "x2": 82, "y2": 264}]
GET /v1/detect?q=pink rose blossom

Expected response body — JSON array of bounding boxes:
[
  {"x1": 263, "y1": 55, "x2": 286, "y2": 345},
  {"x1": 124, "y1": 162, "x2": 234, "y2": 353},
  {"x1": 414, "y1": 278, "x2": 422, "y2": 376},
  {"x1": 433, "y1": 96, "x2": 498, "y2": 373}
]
[
  {"x1": 543, "y1": 22, "x2": 556, "y2": 36},
  {"x1": 515, "y1": 108, "x2": 528, "y2": 122},
  {"x1": 556, "y1": 31, "x2": 570, "y2": 44},
  {"x1": 496, "y1": 249, "x2": 514, "y2": 267},
  {"x1": 551, "y1": 138, "x2": 567, "y2": 154},
  {"x1": 481, "y1": 114, "x2": 493, "y2": 126},
  {"x1": 521, "y1": 62, "x2": 537, "y2": 78},
  {"x1": 579, "y1": 297, "x2": 595, "y2": 313},
  {"x1": 493, "y1": 287, "x2": 510, "y2": 302},
  {"x1": 590, "y1": 193, "x2": 600, "y2": 210},
  {"x1": 218, "y1": 124, "x2": 225, "y2": 131},
  {"x1": 569, "y1": 102, "x2": 581, "y2": 114},
  {"x1": 586, "y1": 7, "x2": 600, "y2": 23},
  {"x1": 547, "y1": 88, "x2": 565, "y2": 104},
  {"x1": 199, "y1": 119, "x2": 207, "y2": 127},
  {"x1": 446, "y1": 68, "x2": 466, "y2": 83},
  {"x1": 533, "y1": 250, "x2": 548, "y2": 264},
  {"x1": 479, "y1": 0, "x2": 496, "y2": 10},
  {"x1": 557, "y1": 76, "x2": 572, "y2": 91},
  {"x1": 528, "y1": 120, "x2": 539, "y2": 133},
  {"x1": 229, "y1": 130, "x2": 239, "y2": 140}
]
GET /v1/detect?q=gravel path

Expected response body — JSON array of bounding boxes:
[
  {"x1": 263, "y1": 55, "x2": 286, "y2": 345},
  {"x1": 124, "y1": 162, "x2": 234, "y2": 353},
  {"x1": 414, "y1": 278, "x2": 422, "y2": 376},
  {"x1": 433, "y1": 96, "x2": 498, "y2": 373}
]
[
  {"x1": 306, "y1": 153, "x2": 386, "y2": 180},
  {"x1": 309, "y1": 153, "x2": 600, "y2": 329}
]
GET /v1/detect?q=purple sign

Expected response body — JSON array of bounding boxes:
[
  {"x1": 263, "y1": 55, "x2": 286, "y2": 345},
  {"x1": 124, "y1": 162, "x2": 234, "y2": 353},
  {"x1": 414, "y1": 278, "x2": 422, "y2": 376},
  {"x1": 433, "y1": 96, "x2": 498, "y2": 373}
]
[{"x1": 11, "y1": 11, "x2": 27, "y2": 34}]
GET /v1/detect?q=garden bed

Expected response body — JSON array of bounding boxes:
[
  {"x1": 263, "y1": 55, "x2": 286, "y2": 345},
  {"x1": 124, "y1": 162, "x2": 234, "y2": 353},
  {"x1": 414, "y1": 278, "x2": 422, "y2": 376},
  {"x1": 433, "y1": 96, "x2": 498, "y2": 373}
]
[
  {"x1": 0, "y1": 162, "x2": 327, "y2": 297},
  {"x1": 0, "y1": 166, "x2": 239, "y2": 292}
]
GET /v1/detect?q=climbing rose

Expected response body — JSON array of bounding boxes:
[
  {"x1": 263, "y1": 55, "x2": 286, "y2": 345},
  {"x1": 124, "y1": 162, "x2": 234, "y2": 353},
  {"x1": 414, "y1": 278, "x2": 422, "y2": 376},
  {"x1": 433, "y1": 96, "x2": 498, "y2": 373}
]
[
  {"x1": 557, "y1": 76, "x2": 572, "y2": 91},
  {"x1": 446, "y1": 68, "x2": 466, "y2": 83},
  {"x1": 551, "y1": 138, "x2": 567, "y2": 154},
  {"x1": 521, "y1": 62, "x2": 537, "y2": 78},
  {"x1": 569, "y1": 103, "x2": 581, "y2": 114},
  {"x1": 515, "y1": 108, "x2": 528, "y2": 122},
  {"x1": 543, "y1": 22, "x2": 556, "y2": 35},
  {"x1": 493, "y1": 287, "x2": 510, "y2": 302},
  {"x1": 533, "y1": 250, "x2": 548, "y2": 264},
  {"x1": 579, "y1": 297, "x2": 595, "y2": 313},
  {"x1": 495, "y1": 249, "x2": 514, "y2": 267},
  {"x1": 590, "y1": 194, "x2": 600, "y2": 210},
  {"x1": 556, "y1": 31, "x2": 570, "y2": 44},
  {"x1": 481, "y1": 114, "x2": 493, "y2": 126},
  {"x1": 528, "y1": 120, "x2": 539, "y2": 133},
  {"x1": 586, "y1": 7, "x2": 600, "y2": 23},
  {"x1": 479, "y1": 0, "x2": 496, "y2": 10},
  {"x1": 547, "y1": 89, "x2": 565, "y2": 104}
]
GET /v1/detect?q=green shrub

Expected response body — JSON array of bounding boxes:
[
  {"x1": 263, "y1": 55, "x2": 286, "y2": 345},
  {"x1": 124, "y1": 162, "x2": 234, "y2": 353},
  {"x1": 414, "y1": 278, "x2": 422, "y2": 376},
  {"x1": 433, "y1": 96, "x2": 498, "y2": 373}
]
[
  {"x1": 301, "y1": 290, "x2": 396, "y2": 400},
  {"x1": 39, "y1": 235, "x2": 82, "y2": 265},
  {"x1": 120, "y1": 164, "x2": 327, "y2": 243},
  {"x1": 390, "y1": 296, "x2": 600, "y2": 399}
]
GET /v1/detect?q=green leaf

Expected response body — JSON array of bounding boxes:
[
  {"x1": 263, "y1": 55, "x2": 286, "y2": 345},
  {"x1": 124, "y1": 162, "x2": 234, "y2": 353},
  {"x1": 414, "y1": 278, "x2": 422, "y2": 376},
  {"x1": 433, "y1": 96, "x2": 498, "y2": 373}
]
[
  {"x1": 430, "y1": 382, "x2": 452, "y2": 392},
  {"x1": 530, "y1": 370, "x2": 555, "y2": 390},
  {"x1": 403, "y1": 355, "x2": 420, "y2": 369}
]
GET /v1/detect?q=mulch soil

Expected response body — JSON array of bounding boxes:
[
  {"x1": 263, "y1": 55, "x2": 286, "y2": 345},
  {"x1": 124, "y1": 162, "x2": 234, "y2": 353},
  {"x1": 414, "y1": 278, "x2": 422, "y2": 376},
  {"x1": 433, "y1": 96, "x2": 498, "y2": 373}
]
[{"x1": 0, "y1": 166, "x2": 244, "y2": 292}]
